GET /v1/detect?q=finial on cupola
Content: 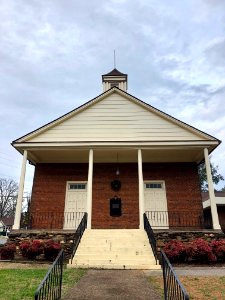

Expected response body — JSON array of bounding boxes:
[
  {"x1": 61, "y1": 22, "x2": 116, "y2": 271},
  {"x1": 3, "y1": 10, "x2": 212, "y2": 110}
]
[{"x1": 102, "y1": 53, "x2": 128, "y2": 92}]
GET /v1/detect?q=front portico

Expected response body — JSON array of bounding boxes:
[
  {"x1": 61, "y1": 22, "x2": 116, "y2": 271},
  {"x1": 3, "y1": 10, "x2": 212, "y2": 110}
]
[{"x1": 12, "y1": 143, "x2": 221, "y2": 231}]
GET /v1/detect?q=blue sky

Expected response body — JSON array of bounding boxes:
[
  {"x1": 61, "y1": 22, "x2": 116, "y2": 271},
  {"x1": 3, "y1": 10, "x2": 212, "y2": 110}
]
[{"x1": 1, "y1": 0, "x2": 225, "y2": 192}]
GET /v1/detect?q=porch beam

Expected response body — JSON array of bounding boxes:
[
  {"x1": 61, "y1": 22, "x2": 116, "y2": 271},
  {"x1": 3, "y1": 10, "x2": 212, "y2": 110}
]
[
  {"x1": 204, "y1": 148, "x2": 221, "y2": 230},
  {"x1": 13, "y1": 150, "x2": 27, "y2": 230},
  {"x1": 87, "y1": 149, "x2": 93, "y2": 229},
  {"x1": 138, "y1": 149, "x2": 144, "y2": 229}
]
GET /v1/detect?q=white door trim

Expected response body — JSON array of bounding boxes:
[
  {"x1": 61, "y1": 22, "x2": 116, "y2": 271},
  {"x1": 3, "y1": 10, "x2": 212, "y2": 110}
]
[
  {"x1": 144, "y1": 180, "x2": 169, "y2": 229},
  {"x1": 64, "y1": 181, "x2": 87, "y2": 229}
]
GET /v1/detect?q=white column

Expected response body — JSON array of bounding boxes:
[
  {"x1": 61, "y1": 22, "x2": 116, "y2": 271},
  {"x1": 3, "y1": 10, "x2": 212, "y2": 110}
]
[
  {"x1": 87, "y1": 149, "x2": 93, "y2": 229},
  {"x1": 204, "y1": 148, "x2": 221, "y2": 230},
  {"x1": 138, "y1": 149, "x2": 144, "y2": 229},
  {"x1": 13, "y1": 150, "x2": 27, "y2": 230}
]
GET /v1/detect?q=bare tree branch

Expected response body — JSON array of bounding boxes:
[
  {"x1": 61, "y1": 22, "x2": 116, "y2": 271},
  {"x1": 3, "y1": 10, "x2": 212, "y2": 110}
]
[{"x1": 0, "y1": 178, "x2": 18, "y2": 218}]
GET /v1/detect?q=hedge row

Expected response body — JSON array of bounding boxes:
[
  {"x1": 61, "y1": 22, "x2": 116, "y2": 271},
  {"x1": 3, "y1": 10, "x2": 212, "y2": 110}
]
[
  {"x1": 163, "y1": 238, "x2": 225, "y2": 263},
  {"x1": 0, "y1": 239, "x2": 62, "y2": 261}
]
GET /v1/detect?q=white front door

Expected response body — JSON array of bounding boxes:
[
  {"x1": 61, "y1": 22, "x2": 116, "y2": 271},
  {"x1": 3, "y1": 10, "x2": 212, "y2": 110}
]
[
  {"x1": 144, "y1": 181, "x2": 169, "y2": 229},
  {"x1": 64, "y1": 182, "x2": 87, "y2": 229}
]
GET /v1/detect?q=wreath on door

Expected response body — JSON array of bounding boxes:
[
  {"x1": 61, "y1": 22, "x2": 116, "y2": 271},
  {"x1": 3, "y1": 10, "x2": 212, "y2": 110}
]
[{"x1": 111, "y1": 180, "x2": 121, "y2": 191}]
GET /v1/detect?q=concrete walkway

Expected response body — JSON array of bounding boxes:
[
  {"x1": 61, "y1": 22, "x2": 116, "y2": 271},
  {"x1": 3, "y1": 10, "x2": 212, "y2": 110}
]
[
  {"x1": 63, "y1": 270, "x2": 162, "y2": 300},
  {"x1": 145, "y1": 266, "x2": 225, "y2": 277}
]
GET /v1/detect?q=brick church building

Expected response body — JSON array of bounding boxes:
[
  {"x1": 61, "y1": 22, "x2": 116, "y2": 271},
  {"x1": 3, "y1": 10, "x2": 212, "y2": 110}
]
[{"x1": 12, "y1": 68, "x2": 221, "y2": 232}]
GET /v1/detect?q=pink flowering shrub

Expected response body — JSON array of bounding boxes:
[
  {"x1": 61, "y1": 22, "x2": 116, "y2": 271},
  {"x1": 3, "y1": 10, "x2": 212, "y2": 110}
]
[
  {"x1": 44, "y1": 240, "x2": 62, "y2": 261},
  {"x1": 186, "y1": 238, "x2": 216, "y2": 263},
  {"x1": 163, "y1": 240, "x2": 186, "y2": 263},
  {"x1": 0, "y1": 243, "x2": 16, "y2": 260},
  {"x1": 163, "y1": 238, "x2": 225, "y2": 263},
  {"x1": 211, "y1": 240, "x2": 225, "y2": 261},
  {"x1": 19, "y1": 239, "x2": 43, "y2": 259}
]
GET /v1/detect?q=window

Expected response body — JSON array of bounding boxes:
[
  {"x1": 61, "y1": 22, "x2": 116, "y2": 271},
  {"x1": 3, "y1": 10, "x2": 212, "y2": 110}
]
[
  {"x1": 145, "y1": 183, "x2": 162, "y2": 189},
  {"x1": 69, "y1": 183, "x2": 86, "y2": 190},
  {"x1": 110, "y1": 82, "x2": 119, "y2": 88}
]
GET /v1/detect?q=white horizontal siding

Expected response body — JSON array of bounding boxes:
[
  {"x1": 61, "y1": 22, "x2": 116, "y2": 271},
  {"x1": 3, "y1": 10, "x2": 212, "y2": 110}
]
[{"x1": 28, "y1": 93, "x2": 206, "y2": 142}]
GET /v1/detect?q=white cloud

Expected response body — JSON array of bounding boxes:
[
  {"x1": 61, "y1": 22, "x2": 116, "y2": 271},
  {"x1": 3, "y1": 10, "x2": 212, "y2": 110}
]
[{"x1": 0, "y1": 0, "x2": 225, "y2": 190}]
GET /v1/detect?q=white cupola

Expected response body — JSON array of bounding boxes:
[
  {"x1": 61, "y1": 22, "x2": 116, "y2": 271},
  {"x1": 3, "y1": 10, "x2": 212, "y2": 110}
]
[{"x1": 102, "y1": 68, "x2": 128, "y2": 92}]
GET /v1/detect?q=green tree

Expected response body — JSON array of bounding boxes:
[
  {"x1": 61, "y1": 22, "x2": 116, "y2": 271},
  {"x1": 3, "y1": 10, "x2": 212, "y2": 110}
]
[{"x1": 198, "y1": 161, "x2": 224, "y2": 191}]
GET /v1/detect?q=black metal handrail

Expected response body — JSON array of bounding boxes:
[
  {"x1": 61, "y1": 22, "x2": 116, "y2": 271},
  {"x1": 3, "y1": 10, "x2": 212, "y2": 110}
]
[
  {"x1": 71, "y1": 212, "x2": 87, "y2": 261},
  {"x1": 161, "y1": 250, "x2": 189, "y2": 300},
  {"x1": 143, "y1": 213, "x2": 158, "y2": 264},
  {"x1": 34, "y1": 248, "x2": 64, "y2": 300}
]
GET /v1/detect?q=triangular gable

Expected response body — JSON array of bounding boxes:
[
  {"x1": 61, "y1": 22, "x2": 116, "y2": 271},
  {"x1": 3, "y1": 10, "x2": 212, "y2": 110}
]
[{"x1": 13, "y1": 88, "x2": 219, "y2": 144}]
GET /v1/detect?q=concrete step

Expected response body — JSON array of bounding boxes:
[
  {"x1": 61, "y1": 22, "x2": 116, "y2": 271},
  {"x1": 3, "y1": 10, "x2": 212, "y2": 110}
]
[
  {"x1": 76, "y1": 247, "x2": 153, "y2": 255},
  {"x1": 73, "y1": 255, "x2": 156, "y2": 262},
  {"x1": 79, "y1": 242, "x2": 150, "y2": 248},
  {"x1": 69, "y1": 229, "x2": 159, "y2": 270},
  {"x1": 68, "y1": 263, "x2": 161, "y2": 270}
]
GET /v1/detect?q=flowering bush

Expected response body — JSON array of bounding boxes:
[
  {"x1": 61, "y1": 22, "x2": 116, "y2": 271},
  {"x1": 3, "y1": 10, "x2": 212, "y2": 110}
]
[
  {"x1": 211, "y1": 240, "x2": 225, "y2": 261},
  {"x1": 163, "y1": 240, "x2": 186, "y2": 263},
  {"x1": 0, "y1": 243, "x2": 16, "y2": 260},
  {"x1": 19, "y1": 240, "x2": 43, "y2": 259},
  {"x1": 186, "y1": 238, "x2": 216, "y2": 263},
  {"x1": 44, "y1": 240, "x2": 62, "y2": 261}
]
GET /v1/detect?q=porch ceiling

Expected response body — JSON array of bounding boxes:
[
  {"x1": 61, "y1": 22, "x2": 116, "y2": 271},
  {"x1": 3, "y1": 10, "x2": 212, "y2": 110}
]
[{"x1": 25, "y1": 146, "x2": 207, "y2": 164}]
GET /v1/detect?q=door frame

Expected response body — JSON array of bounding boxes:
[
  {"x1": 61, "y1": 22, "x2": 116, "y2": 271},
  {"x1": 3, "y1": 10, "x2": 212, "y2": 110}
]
[
  {"x1": 144, "y1": 180, "x2": 169, "y2": 229},
  {"x1": 64, "y1": 181, "x2": 87, "y2": 229}
]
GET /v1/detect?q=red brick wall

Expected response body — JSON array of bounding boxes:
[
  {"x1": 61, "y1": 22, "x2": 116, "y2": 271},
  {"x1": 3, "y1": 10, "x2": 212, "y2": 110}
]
[
  {"x1": 143, "y1": 163, "x2": 203, "y2": 228},
  {"x1": 31, "y1": 163, "x2": 88, "y2": 229},
  {"x1": 92, "y1": 163, "x2": 139, "y2": 229},
  {"x1": 30, "y1": 162, "x2": 202, "y2": 229}
]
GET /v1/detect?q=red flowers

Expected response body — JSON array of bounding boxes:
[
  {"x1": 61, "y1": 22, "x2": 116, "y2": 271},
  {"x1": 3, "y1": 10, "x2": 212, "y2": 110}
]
[
  {"x1": 164, "y1": 240, "x2": 186, "y2": 263},
  {"x1": 44, "y1": 240, "x2": 62, "y2": 261},
  {"x1": 164, "y1": 238, "x2": 225, "y2": 263},
  {"x1": 20, "y1": 240, "x2": 43, "y2": 259},
  {"x1": 0, "y1": 243, "x2": 16, "y2": 260},
  {"x1": 19, "y1": 239, "x2": 62, "y2": 260}
]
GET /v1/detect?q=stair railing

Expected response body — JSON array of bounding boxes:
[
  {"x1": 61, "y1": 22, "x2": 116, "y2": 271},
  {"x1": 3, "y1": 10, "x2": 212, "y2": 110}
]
[
  {"x1": 70, "y1": 212, "x2": 88, "y2": 262},
  {"x1": 161, "y1": 249, "x2": 189, "y2": 300},
  {"x1": 143, "y1": 213, "x2": 158, "y2": 264}
]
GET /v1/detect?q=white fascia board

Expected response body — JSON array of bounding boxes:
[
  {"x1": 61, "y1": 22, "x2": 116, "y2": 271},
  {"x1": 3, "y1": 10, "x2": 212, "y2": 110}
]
[{"x1": 13, "y1": 140, "x2": 219, "y2": 149}]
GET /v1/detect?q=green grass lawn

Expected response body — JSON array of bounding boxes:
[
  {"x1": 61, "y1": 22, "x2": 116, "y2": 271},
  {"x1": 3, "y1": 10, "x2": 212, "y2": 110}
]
[{"x1": 0, "y1": 268, "x2": 86, "y2": 300}]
